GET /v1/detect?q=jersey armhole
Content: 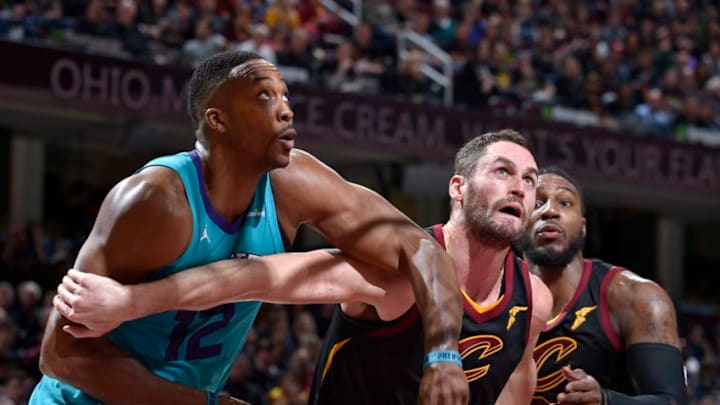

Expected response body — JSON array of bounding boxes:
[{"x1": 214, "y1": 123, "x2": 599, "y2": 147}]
[{"x1": 600, "y1": 266, "x2": 624, "y2": 351}]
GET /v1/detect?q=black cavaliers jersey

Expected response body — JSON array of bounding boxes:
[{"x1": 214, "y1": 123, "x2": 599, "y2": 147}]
[
  {"x1": 532, "y1": 259, "x2": 632, "y2": 405},
  {"x1": 309, "y1": 224, "x2": 533, "y2": 405}
]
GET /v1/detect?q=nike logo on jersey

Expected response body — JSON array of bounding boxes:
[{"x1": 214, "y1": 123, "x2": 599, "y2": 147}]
[
  {"x1": 571, "y1": 305, "x2": 597, "y2": 331},
  {"x1": 246, "y1": 210, "x2": 265, "y2": 217}
]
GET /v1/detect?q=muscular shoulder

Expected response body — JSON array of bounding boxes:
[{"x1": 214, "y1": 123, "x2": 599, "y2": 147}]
[
  {"x1": 78, "y1": 166, "x2": 192, "y2": 281},
  {"x1": 101, "y1": 166, "x2": 189, "y2": 227},
  {"x1": 606, "y1": 269, "x2": 680, "y2": 348},
  {"x1": 271, "y1": 149, "x2": 364, "y2": 225}
]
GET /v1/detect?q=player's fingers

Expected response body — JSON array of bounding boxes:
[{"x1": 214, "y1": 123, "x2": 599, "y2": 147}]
[
  {"x1": 53, "y1": 294, "x2": 75, "y2": 321},
  {"x1": 562, "y1": 366, "x2": 586, "y2": 381},
  {"x1": 67, "y1": 269, "x2": 85, "y2": 284},
  {"x1": 56, "y1": 284, "x2": 80, "y2": 311},
  {"x1": 565, "y1": 379, "x2": 592, "y2": 393},
  {"x1": 62, "y1": 324, "x2": 99, "y2": 339},
  {"x1": 556, "y1": 391, "x2": 591, "y2": 404},
  {"x1": 62, "y1": 274, "x2": 81, "y2": 294}
]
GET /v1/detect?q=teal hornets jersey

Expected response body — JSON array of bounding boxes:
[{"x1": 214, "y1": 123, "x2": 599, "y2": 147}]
[{"x1": 31, "y1": 150, "x2": 286, "y2": 404}]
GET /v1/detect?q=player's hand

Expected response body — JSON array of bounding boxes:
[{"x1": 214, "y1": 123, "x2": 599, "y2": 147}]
[
  {"x1": 554, "y1": 367, "x2": 602, "y2": 404},
  {"x1": 53, "y1": 269, "x2": 134, "y2": 338},
  {"x1": 419, "y1": 362, "x2": 469, "y2": 405},
  {"x1": 218, "y1": 394, "x2": 252, "y2": 405}
]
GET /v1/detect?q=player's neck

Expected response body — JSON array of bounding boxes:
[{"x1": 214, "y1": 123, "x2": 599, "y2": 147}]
[
  {"x1": 442, "y1": 221, "x2": 508, "y2": 304},
  {"x1": 533, "y1": 254, "x2": 585, "y2": 316},
  {"x1": 196, "y1": 143, "x2": 263, "y2": 221}
]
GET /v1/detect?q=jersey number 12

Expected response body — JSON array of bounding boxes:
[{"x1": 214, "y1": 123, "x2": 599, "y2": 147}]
[{"x1": 164, "y1": 303, "x2": 236, "y2": 361}]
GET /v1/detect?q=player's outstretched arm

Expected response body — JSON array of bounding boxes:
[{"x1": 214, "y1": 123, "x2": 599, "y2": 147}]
[
  {"x1": 556, "y1": 270, "x2": 687, "y2": 405},
  {"x1": 55, "y1": 249, "x2": 414, "y2": 337},
  {"x1": 272, "y1": 150, "x2": 467, "y2": 405},
  {"x1": 40, "y1": 168, "x2": 234, "y2": 405},
  {"x1": 497, "y1": 274, "x2": 553, "y2": 405}
]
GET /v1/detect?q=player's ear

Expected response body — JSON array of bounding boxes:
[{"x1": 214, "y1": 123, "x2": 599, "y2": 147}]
[
  {"x1": 448, "y1": 175, "x2": 465, "y2": 202},
  {"x1": 204, "y1": 108, "x2": 226, "y2": 133},
  {"x1": 582, "y1": 216, "x2": 587, "y2": 238}
]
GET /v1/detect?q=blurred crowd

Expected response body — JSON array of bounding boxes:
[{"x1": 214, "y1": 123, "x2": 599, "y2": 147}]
[{"x1": 2, "y1": 0, "x2": 720, "y2": 143}]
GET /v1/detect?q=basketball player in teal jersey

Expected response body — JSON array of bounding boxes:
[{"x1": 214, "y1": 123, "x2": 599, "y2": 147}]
[
  {"x1": 30, "y1": 52, "x2": 467, "y2": 405},
  {"x1": 55, "y1": 130, "x2": 554, "y2": 404}
]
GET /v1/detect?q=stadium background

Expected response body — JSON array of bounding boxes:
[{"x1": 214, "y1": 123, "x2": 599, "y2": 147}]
[{"x1": 0, "y1": 0, "x2": 719, "y2": 403}]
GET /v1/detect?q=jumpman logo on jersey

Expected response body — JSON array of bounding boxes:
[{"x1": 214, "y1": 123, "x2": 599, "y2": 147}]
[
  {"x1": 506, "y1": 305, "x2": 528, "y2": 330},
  {"x1": 571, "y1": 305, "x2": 597, "y2": 331},
  {"x1": 200, "y1": 227, "x2": 211, "y2": 243}
]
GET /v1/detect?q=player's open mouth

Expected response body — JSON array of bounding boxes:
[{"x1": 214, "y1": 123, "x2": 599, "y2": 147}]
[{"x1": 498, "y1": 204, "x2": 522, "y2": 218}]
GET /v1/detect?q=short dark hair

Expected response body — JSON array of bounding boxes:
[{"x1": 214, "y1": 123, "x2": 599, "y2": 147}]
[
  {"x1": 453, "y1": 129, "x2": 533, "y2": 178},
  {"x1": 539, "y1": 166, "x2": 586, "y2": 214},
  {"x1": 187, "y1": 51, "x2": 265, "y2": 128}
]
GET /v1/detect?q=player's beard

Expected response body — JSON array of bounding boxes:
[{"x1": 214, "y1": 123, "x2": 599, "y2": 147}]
[
  {"x1": 464, "y1": 183, "x2": 525, "y2": 249},
  {"x1": 516, "y1": 226, "x2": 585, "y2": 269}
]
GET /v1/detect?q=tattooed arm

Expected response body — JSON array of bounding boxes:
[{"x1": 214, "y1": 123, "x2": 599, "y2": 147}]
[
  {"x1": 557, "y1": 270, "x2": 686, "y2": 405},
  {"x1": 608, "y1": 270, "x2": 680, "y2": 348}
]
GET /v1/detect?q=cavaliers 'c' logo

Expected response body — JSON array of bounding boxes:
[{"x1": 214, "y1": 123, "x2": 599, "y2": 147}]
[
  {"x1": 533, "y1": 337, "x2": 578, "y2": 392},
  {"x1": 458, "y1": 335, "x2": 504, "y2": 382}
]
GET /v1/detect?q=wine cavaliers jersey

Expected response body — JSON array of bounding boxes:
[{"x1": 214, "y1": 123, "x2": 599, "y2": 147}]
[
  {"x1": 532, "y1": 259, "x2": 632, "y2": 405},
  {"x1": 309, "y1": 224, "x2": 533, "y2": 405}
]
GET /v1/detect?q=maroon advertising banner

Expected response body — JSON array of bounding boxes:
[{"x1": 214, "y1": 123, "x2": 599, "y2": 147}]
[{"x1": 1, "y1": 40, "x2": 719, "y2": 193}]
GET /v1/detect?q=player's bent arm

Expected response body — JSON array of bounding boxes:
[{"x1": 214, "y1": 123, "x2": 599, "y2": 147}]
[
  {"x1": 40, "y1": 169, "x2": 209, "y2": 404},
  {"x1": 273, "y1": 149, "x2": 462, "y2": 353},
  {"x1": 496, "y1": 274, "x2": 553, "y2": 405},
  {"x1": 602, "y1": 270, "x2": 687, "y2": 405}
]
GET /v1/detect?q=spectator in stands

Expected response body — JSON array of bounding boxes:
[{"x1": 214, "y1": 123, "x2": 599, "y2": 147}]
[
  {"x1": 0, "y1": 369, "x2": 32, "y2": 405},
  {"x1": 455, "y1": 39, "x2": 497, "y2": 108},
  {"x1": 0, "y1": 285, "x2": 14, "y2": 316},
  {"x1": 362, "y1": 0, "x2": 396, "y2": 32},
  {"x1": 632, "y1": 87, "x2": 675, "y2": 138},
  {"x1": 0, "y1": 316, "x2": 20, "y2": 375},
  {"x1": 429, "y1": 0, "x2": 456, "y2": 50},
  {"x1": 195, "y1": 0, "x2": 225, "y2": 34},
  {"x1": 74, "y1": 0, "x2": 114, "y2": 38},
  {"x1": 181, "y1": 16, "x2": 227, "y2": 67},
  {"x1": 319, "y1": 40, "x2": 357, "y2": 91},
  {"x1": 390, "y1": 0, "x2": 413, "y2": 30},
  {"x1": 223, "y1": 353, "x2": 266, "y2": 405},
  {"x1": 10, "y1": 282, "x2": 43, "y2": 349},
  {"x1": 235, "y1": 22, "x2": 275, "y2": 63},
  {"x1": 390, "y1": 49, "x2": 433, "y2": 103},
  {"x1": 554, "y1": 56, "x2": 588, "y2": 109},
  {"x1": 113, "y1": 0, "x2": 151, "y2": 59},
  {"x1": 604, "y1": 81, "x2": 638, "y2": 118},
  {"x1": 296, "y1": 0, "x2": 341, "y2": 36},
  {"x1": 264, "y1": 0, "x2": 300, "y2": 33},
  {"x1": 277, "y1": 27, "x2": 314, "y2": 83},
  {"x1": 161, "y1": 0, "x2": 195, "y2": 48}
]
